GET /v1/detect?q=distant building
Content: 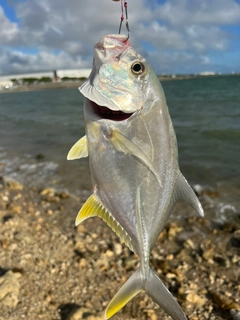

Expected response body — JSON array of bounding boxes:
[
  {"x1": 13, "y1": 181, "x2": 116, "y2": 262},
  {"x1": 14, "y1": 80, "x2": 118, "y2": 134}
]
[
  {"x1": 0, "y1": 69, "x2": 91, "y2": 83},
  {"x1": 56, "y1": 69, "x2": 91, "y2": 79},
  {"x1": 198, "y1": 71, "x2": 216, "y2": 76}
]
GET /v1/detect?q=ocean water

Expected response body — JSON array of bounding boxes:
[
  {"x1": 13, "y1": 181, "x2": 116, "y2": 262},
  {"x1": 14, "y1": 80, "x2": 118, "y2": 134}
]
[{"x1": 0, "y1": 75, "x2": 239, "y2": 223}]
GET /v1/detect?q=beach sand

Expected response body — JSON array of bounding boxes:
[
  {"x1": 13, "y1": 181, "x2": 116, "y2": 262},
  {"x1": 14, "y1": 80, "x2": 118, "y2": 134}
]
[{"x1": 0, "y1": 176, "x2": 239, "y2": 320}]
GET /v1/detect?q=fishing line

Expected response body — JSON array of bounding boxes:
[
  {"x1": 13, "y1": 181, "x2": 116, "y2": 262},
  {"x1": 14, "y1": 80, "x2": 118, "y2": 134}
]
[{"x1": 113, "y1": 0, "x2": 130, "y2": 39}]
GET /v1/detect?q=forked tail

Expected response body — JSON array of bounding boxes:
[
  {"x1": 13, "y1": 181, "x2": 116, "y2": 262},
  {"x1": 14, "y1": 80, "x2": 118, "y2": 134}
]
[{"x1": 105, "y1": 266, "x2": 187, "y2": 320}]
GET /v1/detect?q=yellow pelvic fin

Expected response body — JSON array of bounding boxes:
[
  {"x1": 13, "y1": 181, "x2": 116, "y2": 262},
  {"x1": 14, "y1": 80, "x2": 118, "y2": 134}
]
[
  {"x1": 75, "y1": 194, "x2": 134, "y2": 252},
  {"x1": 67, "y1": 135, "x2": 88, "y2": 160},
  {"x1": 109, "y1": 129, "x2": 162, "y2": 187}
]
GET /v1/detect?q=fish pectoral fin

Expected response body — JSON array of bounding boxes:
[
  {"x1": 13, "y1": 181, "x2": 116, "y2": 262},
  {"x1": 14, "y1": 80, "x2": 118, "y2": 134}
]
[
  {"x1": 67, "y1": 135, "x2": 88, "y2": 160},
  {"x1": 173, "y1": 172, "x2": 204, "y2": 216},
  {"x1": 146, "y1": 267, "x2": 187, "y2": 320},
  {"x1": 75, "y1": 194, "x2": 135, "y2": 252},
  {"x1": 108, "y1": 129, "x2": 162, "y2": 187},
  {"x1": 105, "y1": 267, "x2": 143, "y2": 319}
]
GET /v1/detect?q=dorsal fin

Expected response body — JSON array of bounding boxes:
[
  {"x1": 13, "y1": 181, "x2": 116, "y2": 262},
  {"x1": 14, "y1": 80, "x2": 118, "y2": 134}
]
[
  {"x1": 67, "y1": 135, "x2": 88, "y2": 160},
  {"x1": 76, "y1": 194, "x2": 135, "y2": 252},
  {"x1": 172, "y1": 172, "x2": 204, "y2": 216}
]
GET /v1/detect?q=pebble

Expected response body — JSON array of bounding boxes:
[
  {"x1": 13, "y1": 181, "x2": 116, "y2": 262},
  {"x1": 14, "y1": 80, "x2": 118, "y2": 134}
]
[
  {"x1": 40, "y1": 188, "x2": 60, "y2": 202},
  {"x1": 68, "y1": 307, "x2": 103, "y2": 320},
  {"x1": 167, "y1": 222, "x2": 183, "y2": 238},
  {"x1": 230, "y1": 309, "x2": 240, "y2": 320},
  {"x1": 213, "y1": 253, "x2": 230, "y2": 267},
  {"x1": 185, "y1": 292, "x2": 207, "y2": 306},
  {"x1": 230, "y1": 230, "x2": 240, "y2": 247},
  {"x1": 0, "y1": 270, "x2": 21, "y2": 307},
  {"x1": 211, "y1": 291, "x2": 240, "y2": 310},
  {"x1": 114, "y1": 243, "x2": 122, "y2": 255},
  {"x1": 6, "y1": 180, "x2": 24, "y2": 191},
  {"x1": 123, "y1": 256, "x2": 138, "y2": 270}
]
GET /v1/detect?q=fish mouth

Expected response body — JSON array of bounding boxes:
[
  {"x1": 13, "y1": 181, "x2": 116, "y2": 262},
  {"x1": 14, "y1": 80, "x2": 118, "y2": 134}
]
[{"x1": 89, "y1": 100, "x2": 134, "y2": 121}]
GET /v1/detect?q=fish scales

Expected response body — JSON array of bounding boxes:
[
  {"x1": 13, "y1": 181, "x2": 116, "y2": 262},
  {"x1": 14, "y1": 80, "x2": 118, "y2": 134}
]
[{"x1": 68, "y1": 34, "x2": 204, "y2": 320}]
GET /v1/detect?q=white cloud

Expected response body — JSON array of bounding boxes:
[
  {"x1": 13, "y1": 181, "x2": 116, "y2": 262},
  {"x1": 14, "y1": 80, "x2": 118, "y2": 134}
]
[
  {"x1": 0, "y1": 0, "x2": 240, "y2": 75},
  {"x1": 155, "y1": 0, "x2": 240, "y2": 26},
  {"x1": 0, "y1": 47, "x2": 87, "y2": 75},
  {"x1": 0, "y1": 6, "x2": 19, "y2": 44}
]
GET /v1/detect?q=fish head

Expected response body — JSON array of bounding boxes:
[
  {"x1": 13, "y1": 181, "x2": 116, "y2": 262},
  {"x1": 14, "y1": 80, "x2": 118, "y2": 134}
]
[{"x1": 80, "y1": 34, "x2": 153, "y2": 120}]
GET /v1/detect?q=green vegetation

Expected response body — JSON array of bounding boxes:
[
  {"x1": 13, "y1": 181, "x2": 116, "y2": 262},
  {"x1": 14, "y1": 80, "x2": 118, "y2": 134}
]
[
  {"x1": 20, "y1": 77, "x2": 52, "y2": 84},
  {"x1": 38, "y1": 77, "x2": 52, "y2": 82},
  {"x1": 61, "y1": 76, "x2": 87, "y2": 81},
  {"x1": 22, "y1": 78, "x2": 39, "y2": 84}
]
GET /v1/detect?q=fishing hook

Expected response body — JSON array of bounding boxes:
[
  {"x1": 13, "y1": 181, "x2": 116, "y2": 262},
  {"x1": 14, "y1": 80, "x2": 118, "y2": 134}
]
[{"x1": 113, "y1": 0, "x2": 130, "y2": 39}]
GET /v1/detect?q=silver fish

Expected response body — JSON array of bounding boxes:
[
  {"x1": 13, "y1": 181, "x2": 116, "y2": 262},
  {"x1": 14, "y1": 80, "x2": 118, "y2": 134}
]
[{"x1": 68, "y1": 34, "x2": 204, "y2": 320}]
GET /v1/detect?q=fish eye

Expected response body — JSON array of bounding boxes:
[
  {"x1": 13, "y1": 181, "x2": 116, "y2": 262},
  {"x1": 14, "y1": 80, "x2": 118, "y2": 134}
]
[{"x1": 131, "y1": 61, "x2": 145, "y2": 76}]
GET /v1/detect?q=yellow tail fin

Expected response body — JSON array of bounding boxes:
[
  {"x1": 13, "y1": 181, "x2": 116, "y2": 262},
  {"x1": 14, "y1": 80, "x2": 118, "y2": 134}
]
[{"x1": 105, "y1": 266, "x2": 187, "y2": 320}]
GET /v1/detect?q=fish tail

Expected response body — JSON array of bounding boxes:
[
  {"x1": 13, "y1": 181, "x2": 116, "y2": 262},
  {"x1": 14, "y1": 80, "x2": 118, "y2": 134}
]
[
  {"x1": 145, "y1": 267, "x2": 187, "y2": 320},
  {"x1": 105, "y1": 266, "x2": 143, "y2": 319},
  {"x1": 105, "y1": 266, "x2": 187, "y2": 320}
]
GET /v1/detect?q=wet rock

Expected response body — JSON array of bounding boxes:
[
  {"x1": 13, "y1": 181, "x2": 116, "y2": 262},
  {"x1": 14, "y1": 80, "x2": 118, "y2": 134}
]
[
  {"x1": 176, "y1": 248, "x2": 194, "y2": 264},
  {"x1": 35, "y1": 153, "x2": 45, "y2": 160},
  {"x1": 0, "y1": 270, "x2": 21, "y2": 307},
  {"x1": 202, "y1": 190, "x2": 220, "y2": 198},
  {"x1": 211, "y1": 291, "x2": 240, "y2": 310},
  {"x1": 230, "y1": 309, "x2": 240, "y2": 320},
  {"x1": 56, "y1": 191, "x2": 70, "y2": 199},
  {"x1": 144, "y1": 309, "x2": 158, "y2": 320},
  {"x1": 6, "y1": 180, "x2": 23, "y2": 191},
  {"x1": 113, "y1": 243, "x2": 122, "y2": 256},
  {"x1": 167, "y1": 222, "x2": 183, "y2": 239},
  {"x1": 123, "y1": 256, "x2": 138, "y2": 271},
  {"x1": 0, "y1": 176, "x2": 5, "y2": 188},
  {"x1": 7, "y1": 203, "x2": 22, "y2": 214},
  {"x1": 68, "y1": 307, "x2": 103, "y2": 320},
  {"x1": 185, "y1": 291, "x2": 207, "y2": 306},
  {"x1": 202, "y1": 248, "x2": 214, "y2": 262},
  {"x1": 230, "y1": 230, "x2": 240, "y2": 247},
  {"x1": 213, "y1": 253, "x2": 230, "y2": 267},
  {"x1": 40, "y1": 188, "x2": 60, "y2": 202},
  {"x1": 14, "y1": 230, "x2": 33, "y2": 244}
]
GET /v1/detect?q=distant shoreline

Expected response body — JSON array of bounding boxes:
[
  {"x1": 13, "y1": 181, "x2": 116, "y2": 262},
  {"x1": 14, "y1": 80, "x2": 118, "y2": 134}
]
[
  {"x1": 0, "y1": 80, "x2": 85, "y2": 94},
  {"x1": 0, "y1": 74, "x2": 239, "y2": 94}
]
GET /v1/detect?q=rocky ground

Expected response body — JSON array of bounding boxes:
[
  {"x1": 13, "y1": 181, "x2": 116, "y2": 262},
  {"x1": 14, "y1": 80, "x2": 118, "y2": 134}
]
[{"x1": 0, "y1": 176, "x2": 239, "y2": 320}]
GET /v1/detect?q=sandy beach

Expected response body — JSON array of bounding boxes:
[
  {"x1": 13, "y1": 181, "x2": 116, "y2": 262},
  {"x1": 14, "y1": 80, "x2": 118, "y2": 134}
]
[{"x1": 0, "y1": 175, "x2": 239, "y2": 320}]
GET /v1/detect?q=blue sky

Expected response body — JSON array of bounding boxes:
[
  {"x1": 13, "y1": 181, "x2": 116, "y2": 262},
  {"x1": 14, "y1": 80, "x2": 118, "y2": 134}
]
[{"x1": 0, "y1": 0, "x2": 240, "y2": 75}]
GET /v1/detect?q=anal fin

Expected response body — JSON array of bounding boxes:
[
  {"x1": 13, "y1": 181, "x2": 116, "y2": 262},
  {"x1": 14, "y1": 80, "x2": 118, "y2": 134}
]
[{"x1": 76, "y1": 194, "x2": 134, "y2": 252}]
